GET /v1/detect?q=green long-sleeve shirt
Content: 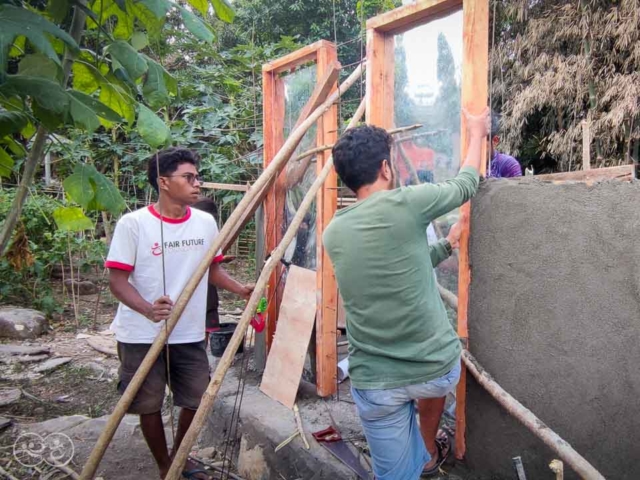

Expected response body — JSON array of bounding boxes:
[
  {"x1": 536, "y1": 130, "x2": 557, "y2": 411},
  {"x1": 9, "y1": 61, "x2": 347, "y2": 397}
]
[{"x1": 323, "y1": 166, "x2": 479, "y2": 389}]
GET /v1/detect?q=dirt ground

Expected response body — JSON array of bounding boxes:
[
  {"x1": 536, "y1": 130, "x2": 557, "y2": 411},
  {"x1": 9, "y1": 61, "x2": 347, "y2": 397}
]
[{"x1": 0, "y1": 259, "x2": 255, "y2": 479}]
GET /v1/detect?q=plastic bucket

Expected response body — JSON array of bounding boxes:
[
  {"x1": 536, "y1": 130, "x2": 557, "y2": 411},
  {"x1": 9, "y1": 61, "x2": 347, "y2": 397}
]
[{"x1": 209, "y1": 322, "x2": 244, "y2": 357}]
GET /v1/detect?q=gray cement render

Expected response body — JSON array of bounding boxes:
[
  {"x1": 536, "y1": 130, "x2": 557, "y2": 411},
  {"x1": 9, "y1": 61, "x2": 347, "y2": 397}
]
[{"x1": 466, "y1": 178, "x2": 640, "y2": 479}]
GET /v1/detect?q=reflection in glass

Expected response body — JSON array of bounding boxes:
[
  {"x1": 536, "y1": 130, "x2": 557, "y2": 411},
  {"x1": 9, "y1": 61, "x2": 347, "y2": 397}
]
[
  {"x1": 281, "y1": 65, "x2": 318, "y2": 271},
  {"x1": 393, "y1": 10, "x2": 463, "y2": 324}
]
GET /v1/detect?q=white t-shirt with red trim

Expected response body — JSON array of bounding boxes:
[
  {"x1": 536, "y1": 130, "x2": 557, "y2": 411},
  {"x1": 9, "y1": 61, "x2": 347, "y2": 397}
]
[{"x1": 105, "y1": 205, "x2": 223, "y2": 344}]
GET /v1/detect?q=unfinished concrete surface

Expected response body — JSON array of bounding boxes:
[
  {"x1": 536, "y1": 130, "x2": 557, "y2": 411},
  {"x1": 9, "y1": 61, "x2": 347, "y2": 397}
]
[
  {"x1": 466, "y1": 178, "x2": 640, "y2": 479},
  {"x1": 200, "y1": 355, "x2": 371, "y2": 480}
]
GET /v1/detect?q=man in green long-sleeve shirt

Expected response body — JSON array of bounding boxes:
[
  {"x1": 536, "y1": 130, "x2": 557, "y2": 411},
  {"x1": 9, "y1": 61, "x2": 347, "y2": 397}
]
[{"x1": 323, "y1": 108, "x2": 489, "y2": 480}]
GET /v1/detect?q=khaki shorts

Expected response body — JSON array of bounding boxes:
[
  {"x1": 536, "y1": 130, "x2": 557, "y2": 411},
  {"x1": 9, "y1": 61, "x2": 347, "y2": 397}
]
[{"x1": 117, "y1": 341, "x2": 209, "y2": 415}]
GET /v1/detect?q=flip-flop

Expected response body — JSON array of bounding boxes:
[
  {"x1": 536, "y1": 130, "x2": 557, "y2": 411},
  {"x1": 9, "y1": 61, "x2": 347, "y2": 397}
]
[{"x1": 421, "y1": 436, "x2": 451, "y2": 477}]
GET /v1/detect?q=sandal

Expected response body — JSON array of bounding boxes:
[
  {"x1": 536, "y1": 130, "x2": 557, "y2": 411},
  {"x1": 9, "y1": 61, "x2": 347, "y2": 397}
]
[
  {"x1": 182, "y1": 468, "x2": 213, "y2": 479},
  {"x1": 421, "y1": 435, "x2": 451, "y2": 477}
]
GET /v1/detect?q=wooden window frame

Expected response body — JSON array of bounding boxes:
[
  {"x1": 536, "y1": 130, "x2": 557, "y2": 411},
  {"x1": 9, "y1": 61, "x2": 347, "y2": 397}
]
[
  {"x1": 365, "y1": 0, "x2": 489, "y2": 459},
  {"x1": 262, "y1": 40, "x2": 340, "y2": 398}
]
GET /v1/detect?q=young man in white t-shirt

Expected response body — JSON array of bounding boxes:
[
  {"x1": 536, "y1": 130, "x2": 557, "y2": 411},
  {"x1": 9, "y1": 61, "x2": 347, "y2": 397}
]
[{"x1": 106, "y1": 147, "x2": 252, "y2": 479}]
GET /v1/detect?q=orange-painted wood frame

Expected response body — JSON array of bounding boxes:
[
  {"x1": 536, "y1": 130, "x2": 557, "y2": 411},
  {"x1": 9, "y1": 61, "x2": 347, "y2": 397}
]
[
  {"x1": 365, "y1": 0, "x2": 488, "y2": 460},
  {"x1": 262, "y1": 40, "x2": 340, "y2": 398}
]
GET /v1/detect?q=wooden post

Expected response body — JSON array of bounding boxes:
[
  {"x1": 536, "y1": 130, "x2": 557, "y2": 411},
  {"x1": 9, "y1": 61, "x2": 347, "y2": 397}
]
[
  {"x1": 263, "y1": 71, "x2": 286, "y2": 353},
  {"x1": 315, "y1": 43, "x2": 340, "y2": 397},
  {"x1": 455, "y1": 0, "x2": 489, "y2": 460}
]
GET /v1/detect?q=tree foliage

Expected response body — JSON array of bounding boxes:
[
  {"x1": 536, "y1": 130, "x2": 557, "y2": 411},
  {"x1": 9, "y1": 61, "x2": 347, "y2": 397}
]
[{"x1": 492, "y1": 0, "x2": 640, "y2": 172}]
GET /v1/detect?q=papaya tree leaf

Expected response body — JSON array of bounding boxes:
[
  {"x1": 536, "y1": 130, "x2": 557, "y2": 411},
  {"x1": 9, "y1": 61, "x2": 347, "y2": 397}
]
[
  {"x1": 0, "y1": 147, "x2": 14, "y2": 178},
  {"x1": 0, "y1": 5, "x2": 79, "y2": 72},
  {"x1": 211, "y1": 0, "x2": 234, "y2": 23},
  {"x1": 107, "y1": 40, "x2": 148, "y2": 80},
  {"x1": 18, "y1": 53, "x2": 62, "y2": 81},
  {"x1": 68, "y1": 92, "x2": 101, "y2": 131},
  {"x1": 68, "y1": 90, "x2": 124, "y2": 122},
  {"x1": 143, "y1": 58, "x2": 171, "y2": 108},
  {"x1": 63, "y1": 163, "x2": 95, "y2": 209},
  {"x1": 1, "y1": 75, "x2": 69, "y2": 113},
  {"x1": 0, "y1": 110, "x2": 28, "y2": 137},
  {"x1": 53, "y1": 207, "x2": 94, "y2": 232},
  {"x1": 90, "y1": 169, "x2": 126, "y2": 214},
  {"x1": 137, "y1": 103, "x2": 170, "y2": 148},
  {"x1": 178, "y1": 7, "x2": 214, "y2": 44}
]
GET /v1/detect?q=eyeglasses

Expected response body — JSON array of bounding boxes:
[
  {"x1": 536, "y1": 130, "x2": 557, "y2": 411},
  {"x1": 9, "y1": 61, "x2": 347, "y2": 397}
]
[{"x1": 162, "y1": 173, "x2": 202, "y2": 185}]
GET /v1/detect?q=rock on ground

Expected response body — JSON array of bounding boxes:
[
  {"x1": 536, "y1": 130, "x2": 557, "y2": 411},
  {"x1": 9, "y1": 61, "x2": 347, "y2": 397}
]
[{"x1": 0, "y1": 307, "x2": 48, "y2": 340}]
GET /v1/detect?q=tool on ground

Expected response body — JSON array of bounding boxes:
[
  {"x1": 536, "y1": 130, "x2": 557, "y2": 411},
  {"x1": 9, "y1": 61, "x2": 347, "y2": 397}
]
[
  {"x1": 250, "y1": 297, "x2": 267, "y2": 333},
  {"x1": 512, "y1": 456, "x2": 528, "y2": 480},
  {"x1": 312, "y1": 426, "x2": 371, "y2": 480}
]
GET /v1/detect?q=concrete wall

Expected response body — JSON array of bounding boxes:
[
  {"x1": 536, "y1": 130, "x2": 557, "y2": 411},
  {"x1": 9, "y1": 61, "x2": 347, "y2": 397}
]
[{"x1": 465, "y1": 179, "x2": 640, "y2": 480}]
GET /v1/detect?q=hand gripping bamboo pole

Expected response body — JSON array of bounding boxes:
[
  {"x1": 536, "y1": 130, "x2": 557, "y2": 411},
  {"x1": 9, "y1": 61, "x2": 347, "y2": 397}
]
[
  {"x1": 79, "y1": 63, "x2": 364, "y2": 480},
  {"x1": 164, "y1": 98, "x2": 367, "y2": 480}
]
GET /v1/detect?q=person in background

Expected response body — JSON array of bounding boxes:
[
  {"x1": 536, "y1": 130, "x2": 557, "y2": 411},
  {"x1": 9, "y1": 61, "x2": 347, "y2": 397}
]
[{"x1": 489, "y1": 111, "x2": 522, "y2": 178}]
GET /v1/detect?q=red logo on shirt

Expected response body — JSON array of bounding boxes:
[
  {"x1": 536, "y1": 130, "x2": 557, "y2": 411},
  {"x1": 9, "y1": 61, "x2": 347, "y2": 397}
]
[{"x1": 151, "y1": 242, "x2": 163, "y2": 256}]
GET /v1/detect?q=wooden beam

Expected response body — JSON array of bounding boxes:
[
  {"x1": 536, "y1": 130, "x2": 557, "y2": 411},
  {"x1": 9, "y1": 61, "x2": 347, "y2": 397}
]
[
  {"x1": 365, "y1": 29, "x2": 394, "y2": 128},
  {"x1": 456, "y1": 0, "x2": 489, "y2": 461},
  {"x1": 366, "y1": 0, "x2": 462, "y2": 35},
  {"x1": 534, "y1": 165, "x2": 633, "y2": 182},
  {"x1": 262, "y1": 40, "x2": 335, "y2": 74},
  {"x1": 263, "y1": 72, "x2": 286, "y2": 352},
  {"x1": 200, "y1": 182, "x2": 250, "y2": 192},
  {"x1": 315, "y1": 42, "x2": 339, "y2": 397}
]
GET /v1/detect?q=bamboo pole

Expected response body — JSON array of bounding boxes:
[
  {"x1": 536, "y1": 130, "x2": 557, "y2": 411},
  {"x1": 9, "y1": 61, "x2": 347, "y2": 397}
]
[
  {"x1": 164, "y1": 99, "x2": 367, "y2": 480},
  {"x1": 462, "y1": 350, "x2": 605, "y2": 480},
  {"x1": 79, "y1": 63, "x2": 364, "y2": 480},
  {"x1": 292, "y1": 124, "x2": 423, "y2": 165}
]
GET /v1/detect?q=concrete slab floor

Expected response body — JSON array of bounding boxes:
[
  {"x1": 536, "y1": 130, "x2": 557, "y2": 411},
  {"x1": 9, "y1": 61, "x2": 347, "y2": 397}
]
[{"x1": 201, "y1": 349, "x2": 478, "y2": 480}]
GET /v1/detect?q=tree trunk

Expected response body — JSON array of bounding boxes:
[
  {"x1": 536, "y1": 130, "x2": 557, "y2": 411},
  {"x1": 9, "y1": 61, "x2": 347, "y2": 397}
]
[{"x1": 0, "y1": 1, "x2": 87, "y2": 257}]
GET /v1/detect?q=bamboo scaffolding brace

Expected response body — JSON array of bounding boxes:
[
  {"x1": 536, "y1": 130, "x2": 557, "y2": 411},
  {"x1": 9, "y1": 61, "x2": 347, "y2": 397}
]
[
  {"x1": 164, "y1": 98, "x2": 368, "y2": 480},
  {"x1": 462, "y1": 350, "x2": 605, "y2": 480},
  {"x1": 293, "y1": 123, "x2": 423, "y2": 164},
  {"x1": 79, "y1": 63, "x2": 364, "y2": 480}
]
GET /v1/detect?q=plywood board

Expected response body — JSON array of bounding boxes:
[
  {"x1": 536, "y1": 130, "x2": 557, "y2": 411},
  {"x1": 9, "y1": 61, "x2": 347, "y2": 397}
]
[{"x1": 260, "y1": 266, "x2": 317, "y2": 409}]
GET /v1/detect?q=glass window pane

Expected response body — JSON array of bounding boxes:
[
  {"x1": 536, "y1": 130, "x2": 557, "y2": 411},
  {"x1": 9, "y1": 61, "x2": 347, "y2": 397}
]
[
  {"x1": 281, "y1": 65, "x2": 318, "y2": 271},
  {"x1": 393, "y1": 10, "x2": 463, "y2": 324}
]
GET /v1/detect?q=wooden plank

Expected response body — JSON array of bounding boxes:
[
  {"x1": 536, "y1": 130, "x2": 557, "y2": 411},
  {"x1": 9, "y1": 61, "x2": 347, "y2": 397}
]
[
  {"x1": 366, "y1": 0, "x2": 461, "y2": 35},
  {"x1": 263, "y1": 72, "x2": 287, "y2": 352},
  {"x1": 262, "y1": 40, "x2": 334, "y2": 74},
  {"x1": 200, "y1": 182, "x2": 250, "y2": 192},
  {"x1": 260, "y1": 266, "x2": 317, "y2": 409},
  {"x1": 534, "y1": 165, "x2": 633, "y2": 182},
  {"x1": 456, "y1": 0, "x2": 489, "y2": 461},
  {"x1": 315, "y1": 43, "x2": 339, "y2": 397}
]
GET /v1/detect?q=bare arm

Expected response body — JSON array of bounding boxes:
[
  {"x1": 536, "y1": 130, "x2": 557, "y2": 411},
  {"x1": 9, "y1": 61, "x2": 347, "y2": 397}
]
[
  {"x1": 208, "y1": 263, "x2": 253, "y2": 300},
  {"x1": 108, "y1": 269, "x2": 172, "y2": 322}
]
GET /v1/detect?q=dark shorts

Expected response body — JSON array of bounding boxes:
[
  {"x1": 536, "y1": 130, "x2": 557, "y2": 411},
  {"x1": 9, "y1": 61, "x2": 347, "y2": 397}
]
[{"x1": 117, "y1": 341, "x2": 209, "y2": 415}]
